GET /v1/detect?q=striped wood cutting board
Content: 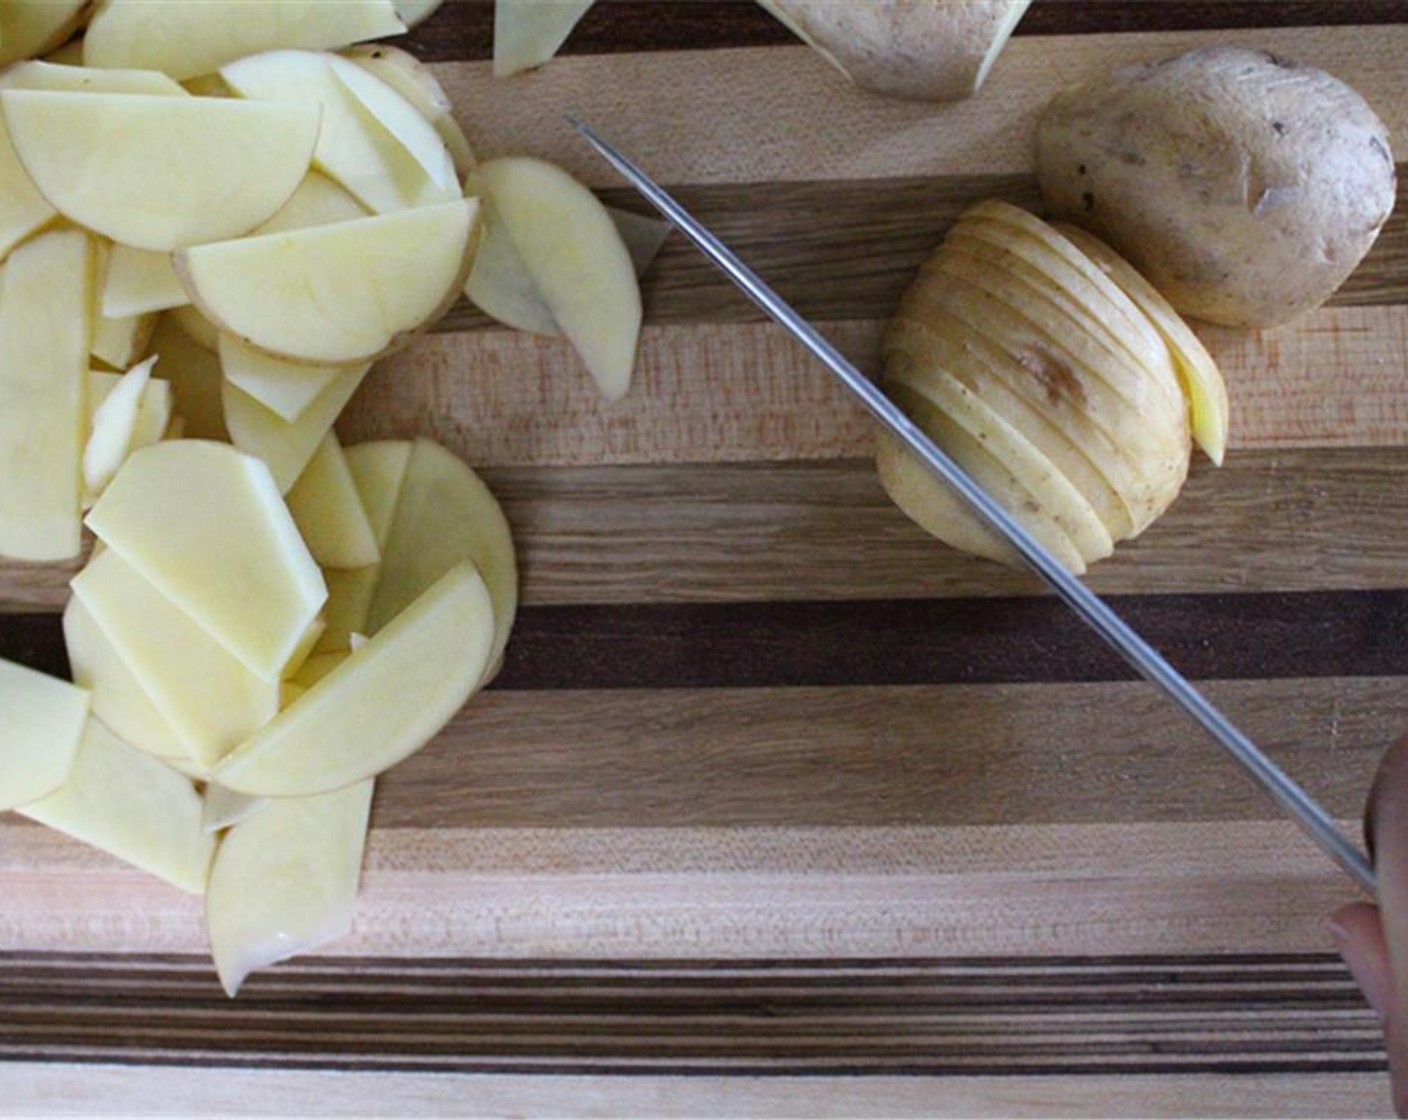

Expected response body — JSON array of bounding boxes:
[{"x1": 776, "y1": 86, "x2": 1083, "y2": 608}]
[{"x1": 4, "y1": 2, "x2": 1408, "y2": 1115}]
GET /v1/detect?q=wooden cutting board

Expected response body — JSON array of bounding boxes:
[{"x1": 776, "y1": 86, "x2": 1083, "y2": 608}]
[{"x1": 4, "y1": 2, "x2": 1408, "y2": 1115}]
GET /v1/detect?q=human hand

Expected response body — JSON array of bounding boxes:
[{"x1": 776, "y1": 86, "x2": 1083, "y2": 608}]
[{"x1": 1332, "y1": 735, "x2": 1408, "y2": 1117}]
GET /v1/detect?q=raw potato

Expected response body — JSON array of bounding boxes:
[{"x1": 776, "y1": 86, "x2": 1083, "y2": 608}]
[
  {"x1": 0, "y1": 228, "x2": 92, "y2": 562},
  {"x1": 0, "y1": 659, "x2": 89, "y2": 811},
  {"x1": 176, "y1": 198, "x2": 479, "y2": 366},
  {"x1": 468, "y1": 158, "x2": 640, "y2": 399},
  {"x1": 84, "y1": 356, "x2": 156, "y2": 497},
  {"x1": 757, "y1": 0, "x2": 1031, "y2": 101},
  {"x1": 201, "y1": 784, "x2": 264, "y2": 834},
  {"x1": 213, "y1": 561, "x2": 495, "y2": 796},
  {"x1": 393, "y1": 0, "x2": 444, "y2": 28},
  {"x1": 1035, "y1": 46, "x2": 1397, "y2": 328},
  {"x1": 1, "y1": 90, "x2": 320, "y2": 251},
  {"x1": 83, "y1": 0, "x2": 406, "y2": 81},
  {"x1": 103, "y1": 246, "x2": 188, "y2": 318},
  {"x1": 342, "y1": 44, "x2": 474, "y2": 178},
  {"x1": 206, "y1": 780, "x2": 373, "y2": 997},
  {"x1": 87, "y1": 369, "x2": 173, "y2": 468},
  {"x1": 285, "y1": 435, "x2": 381, "y2": 570},
  {"x1": 253, "y1": 170, "x2": 368, "y2": 236},
  {"x1": 86, "y1": 440, "x2": 327, "y2": 681},
  {"x1": 18, "y1": 718, "x2": 214, "y2": 894},
  {"x1": 493, "y1": 0, "x2": 595, "y2": 77},
  {"x1": 147, "y1": 315, "x2": 228, "y2": 440},
  {"x1": 0, "y1": 0, "x2": 88, "y2": 67},
  {"x1": 220, "y1": 334, "x2": 350, "y2": 424}
]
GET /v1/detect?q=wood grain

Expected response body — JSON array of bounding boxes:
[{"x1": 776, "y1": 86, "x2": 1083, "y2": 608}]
[
  {"x1": 2, "y1": 1065, "x2": 1394, "y2": 1120},
  {"x1": 433, "y1": 28, "x2": 1408, "y2": 187}
]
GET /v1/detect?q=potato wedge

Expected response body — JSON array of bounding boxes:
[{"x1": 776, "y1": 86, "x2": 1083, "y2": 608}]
[{"x1": 0, "y1": 658, "x2": 89, "y2": 811}]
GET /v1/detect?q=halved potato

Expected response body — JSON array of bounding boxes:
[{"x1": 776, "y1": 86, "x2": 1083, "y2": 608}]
[
  {"x1": 83, "y1": 0, "x2": 406, "y2": 81},
  {"x1": 85, "y1": 440, "x2": 327, "y2": 681},
  {"x1": 177, "y1": 198, "x2": 478, "y2": 366},
  {"x1": 1, "y1": 91, "x2": 320, "y2": 250},
  {"x1": 0, "y1": 658, "x2": 89, "y2": 811},
  {"x1": 213, "y1": 561, "x2": 494, "y2": 796},
  {"x1": 223, "y1": 364, "x2": 370, "y2": 493},
  {"x1": 0, "y1": 228, "x2": 92, "y2": 561},
  {"x1": 285, "y1": 435, "x2": 380, "y2": 570},
  {"x1": 206, "y1": 779, "x2": 372, "y2": 996},
  {"x1": 18, "y1": 717, "x2": 214, "y2": 894},
  {"x1": 468, "y1": 158, "x2": 639, "y2": 399}
]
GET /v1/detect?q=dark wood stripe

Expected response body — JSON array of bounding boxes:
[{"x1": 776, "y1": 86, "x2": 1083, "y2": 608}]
[
  {"x1": 0, "y1": 952, "x2": 1381, "y2": 1077},
  {"x1": 6, "y1": 589, "x2": 1408, "y2": 692},
  {"x1": 403, "y1": 1, "x2": 1408, "y2": 63},
  {"x1": 435, "y1": 173, "x2": 1408, "y2": 332}
]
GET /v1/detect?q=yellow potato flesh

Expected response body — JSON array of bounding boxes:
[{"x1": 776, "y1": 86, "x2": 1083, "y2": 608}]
[
  {"x1": 341, "y1": 44, "x2": 474, "y2": 178},
  {"x1": 83, "y1": 356, "x2": 156, "y2": 498},
  {"x1": 85, "y1": 440, "x2": 327, "y2": 681},
  {"x1": 285, "y1": 435, "x2": 381, "y2": 570},
  {"x1": 19, "y1": 718, "x2": 214, "y2": 894},
  {"x1": 252, "y1": 170, "x2": 368, "y2": 236},
  {"x1": 83, "y1": 0, "x2": 406, "y2": 81},
  {"x1": 213, "y1": 561, "x2": 494, "y2": 796},
  {"x1": 0, "y1": 228, "x2": 92, "y2": 561},
  {"x1": 87, "y1": 369, "x2": 173, "y2": 459},
  {"x1": 200, "y1": 784, "x2": 264, "y2": 834},
  {"x1": 0, "y1": 658, "x2": 89, "y2": 811},
  {"x1": 0, "y1": 60, "x2": 188, "y2": 96},
  {"x1": 71, "y1": 550, "x2": 282, "y2": 767},
  {"x1": 177, "y1": 199, "x2": 478, "y2": 366},
  {"x1": 146, "y1": 315, "x2": 227, "y2": 440},
  {"x1": 219, "y1": 334, "x2": 347, "y2": 424},
  {"x1": 63, "y1": 596, "x2": 189, "y2": 762},
  {"x1": 206, "y1": 779, "x2": 373, "y2": 997},
  {"x1": 1, "y1": 91, "x2": 320, "y2": 251},
  {"x1": 103, "y1": 245, "x2": 188, "y2": 318},
  {"x1": 492, "y1": 0, "x2": 595, "y2": 77}
]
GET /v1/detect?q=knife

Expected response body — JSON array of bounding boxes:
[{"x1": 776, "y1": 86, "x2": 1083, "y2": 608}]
[{"x1": 570, "y1": 118, "x2": 1376, "y2": 897}]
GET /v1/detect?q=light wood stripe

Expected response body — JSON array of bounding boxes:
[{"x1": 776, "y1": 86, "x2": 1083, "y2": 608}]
[
  {"x1": 342, "y1": 306, "x2": 1408, "y2": 469},
  {"x1": 434, "y1": 28, "x2": 1408, "y2": 186},
  {"x1": 1, "y1": 1066, "x2": 1393, "y2": 1119},
  {"x1": 0, "y1": 820, "x2": 1365, "y2": 959}
]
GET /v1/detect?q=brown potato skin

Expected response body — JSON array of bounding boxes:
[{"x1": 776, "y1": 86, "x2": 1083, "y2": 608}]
[{"x1": 1035, "y1": 47, "x2": 1396, "y2": 328}]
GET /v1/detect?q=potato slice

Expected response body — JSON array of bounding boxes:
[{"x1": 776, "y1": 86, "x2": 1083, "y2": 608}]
[
  {"x1": 206, "y1": 779, "x2": 373, "y2": 997},
  {"x1": 63, "y1": 596, "x2": 189, "y2": 762},
  {"x1": 18, "y1": 718, "x2": 214, "y2": 895},
  {"x1": 213, "y1": 562, "x2": 494, "y2": 796},
  {"x1": 72, "y1": 550, "x2": 282, "y2": 767},
  {"x1": 285, "y1": 435, "x2": 380, "y2": 570},
  {"x1": 610, "y1": 207, "x2": 673, "y2": 278},
  {"x1": 177, "y1": 199, "x2": 478, "y2": 366},
  {"x1": 0, "y1": 228, "x2": 92, "y2": 561},
  {"x1": 85, "y1": 440, "x2": 327, "y2": 681},
  {"x1": 393, "y1": 0, "x2": 443, "y2": 29},
  {"x1": 0, "y1": 60, "x2": 187, "y2": 95},
  {"x1": 91, "y1": 310, "x2": 157, "y2": 371},
  {"x1": 368, "y1": 439, "x2": 517, "y2": 675},
  {"x1": 1, "y1": 91, "x2": 320, "y2": 251},
  {"x1": 0, "y1": 1, "x2": 88, "y2": 67},
  {"x1": 221, "y1": 50, "x2": 457, "y2": 215},
  {"x1": 0, "y1": 658, "x2": 89, "y2": 811},
  {"x1": 147, "y1": 315, "x2": 227, "y2": 440},
  {"x1": 1053, "y1": 222, "x2": 1230, "y2": 466},
  {"x1": 493, "y1": 0, "x2": 595, "y2": 77},
  {"x1": 223, "y1": 364, "x2": 370, "y2": 493},
  {"x1": 252, "y1": 170, "x2": 368, "y2": 236},
  {"x1": 467, "y1": 159, "x2": 640, "y2": 399},
  {"x1": 0, "y1": 117, "x2": 55, "y2": 261},
  {"x1": 201, "y1": 784, "x2": 264, "y2": 834},
  {"x1": 103, "y1": 246, "x2": 188, "y2": 318},
  {"x1": 342, "y1": 44, "x2": 473, "y2": 178},
  {"x1": 83, "y1": 0, "x2": 406, "y2": 81},
  {"x1": 84, "y1": 355, "x2": 156, "y2": 498},
  {"x1": 87, "y1": 368, "x2": 172, "y2": 460},
  {"x1": 219, "y1": 335, "x2": 347, "y2": 424}
]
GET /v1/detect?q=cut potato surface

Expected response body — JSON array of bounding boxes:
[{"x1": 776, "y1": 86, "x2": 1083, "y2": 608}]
[
  {"x1": 84, "y1": 355, "x2": 156, "y2": 498},
  {"x1": 63, "y1": 596, "x2": 189, "y2": 762},
  {"x1": 222, "y1": 50, "x2": 457, "y2": 215},
  {"x1": 91, "y1": 309, "x2": 157, "y2": 371},
  {"x1": 201, "y1": 784, "x2": 265, "y2": 834},
  {"x1": 223, "y1": 364, "x2": 370, "y2": 493},
  {"x1": 493, "y1": 0, "x2": 595, "y2": 77},
  {"x1": 253, "y1": 170, "x2": 368, "y2": 237},
  {"x1": 0, "y1": 118, "x2": 56, "y2": 260},
  {"x1": 72, "y1": 549, "x2": 282, "y2": 767},
  {"x1": 220, "y1": 334, "x2": 348, "y2": 424},
  {"x1": 206, "y1": 779, "x2": 373, "y2": 997},
  {"x1": 0, "y1": 60, "x2": 187, "y2": 96},
  {"x1": 0, "y1": 228, "x2": 92, "y2": 561},
  {"x1": 342, "y1": 44, "x2": 473, "y2": 178},
  {"x1": 85, "y1": 440, "x2": 327, "y2": 681},
  {"x1": 0, "y1": 0, "x2": 88, "y2": 67},
  {"x1": 87, "y1": 369, "x2": 173, "y2": 465},
  {"x1": 368, "y1": 439, "x2": 518, "y2": 675},
  {"x1": 178, "y1": 198, "x2": 478, "y2": 366},
  {"x1": 18, "y1": 717, "x2": 214, "y2": 895},
  {"x1": 214, "y1": 561, "x2": 494, "y2": 796},
  {"x1": 0, "y1": 658, "x2": 89, "y2": 811},
  {"x1": 393, "y1": 0, "x2": 444, "y2": 29},
  {"x1": 1, "y1": 91, "x2": 320, "y2": 251},
  {"x1": 147, "y1": 316, "x2": 227, "y2": 440},
  {"x1": 103, "y1": 245, "x2": 189, "y2": 318},
  {"x1": 285, "y1": 436, "x2": 380, "y2": 570},
  {"x1": 83, "y1": 0, "x2": 406, "y2": 81},
  {"x1": 469, "y1": 159, "x2": 639, "y2": 399}
]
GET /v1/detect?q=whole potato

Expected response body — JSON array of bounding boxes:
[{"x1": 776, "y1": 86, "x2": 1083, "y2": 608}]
[{"x1": 1035, "y1": 47, "x2": 1396, "y2": 328}]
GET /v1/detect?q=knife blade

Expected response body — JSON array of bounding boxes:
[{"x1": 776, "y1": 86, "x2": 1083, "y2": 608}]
[{"x1": 570, "y1": 117, "x2": 1376, "y2": 896}]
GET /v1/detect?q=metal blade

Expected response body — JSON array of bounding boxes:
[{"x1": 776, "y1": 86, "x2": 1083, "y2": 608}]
[{"x1": 570, "y1": 117, "x2": 1377, "y2": 896}]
